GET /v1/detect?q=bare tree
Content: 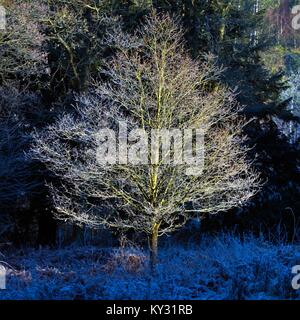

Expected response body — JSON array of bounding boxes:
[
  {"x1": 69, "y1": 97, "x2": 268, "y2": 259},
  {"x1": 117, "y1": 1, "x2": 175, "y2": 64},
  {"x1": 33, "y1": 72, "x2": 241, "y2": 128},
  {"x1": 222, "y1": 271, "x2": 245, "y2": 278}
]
[
  {"x1": 0, "y1": 0, "x2": 48, "y2": 87},
  {"x1": 40, "y1": 0, "x2": 120, "y2": 95},
  {"x1": 32, "y1": 13, "x2": 261, "y2": 270}
]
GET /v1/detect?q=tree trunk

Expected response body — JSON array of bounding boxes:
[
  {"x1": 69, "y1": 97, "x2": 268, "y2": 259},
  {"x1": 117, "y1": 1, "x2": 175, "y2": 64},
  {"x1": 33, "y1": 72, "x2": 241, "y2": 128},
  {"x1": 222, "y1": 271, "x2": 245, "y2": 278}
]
[{"x1": 150, "y1": 224, "x2": 159, "y2": 273}]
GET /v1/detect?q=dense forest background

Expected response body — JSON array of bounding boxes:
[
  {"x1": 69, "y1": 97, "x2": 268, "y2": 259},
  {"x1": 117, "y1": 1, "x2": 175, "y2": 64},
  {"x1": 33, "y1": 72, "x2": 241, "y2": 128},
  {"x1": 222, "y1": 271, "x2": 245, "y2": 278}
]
[{"x1": 0, "y1": 0, "x2": 299, "y2": 248}]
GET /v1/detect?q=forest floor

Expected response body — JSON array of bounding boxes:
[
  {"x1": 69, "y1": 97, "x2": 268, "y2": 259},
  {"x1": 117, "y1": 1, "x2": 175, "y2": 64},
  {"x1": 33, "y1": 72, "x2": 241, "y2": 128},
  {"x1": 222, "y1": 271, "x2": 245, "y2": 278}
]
[{"x1": 0, "y1": 233, "x2": 300, "y2": 300}]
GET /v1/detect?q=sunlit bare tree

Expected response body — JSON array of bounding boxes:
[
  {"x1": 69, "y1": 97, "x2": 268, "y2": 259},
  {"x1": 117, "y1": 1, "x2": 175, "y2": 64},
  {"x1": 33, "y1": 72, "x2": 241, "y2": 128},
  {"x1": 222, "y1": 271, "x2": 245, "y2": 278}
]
[{"x1": 32, "y1": 13, "x2": 261, "y2": 270}]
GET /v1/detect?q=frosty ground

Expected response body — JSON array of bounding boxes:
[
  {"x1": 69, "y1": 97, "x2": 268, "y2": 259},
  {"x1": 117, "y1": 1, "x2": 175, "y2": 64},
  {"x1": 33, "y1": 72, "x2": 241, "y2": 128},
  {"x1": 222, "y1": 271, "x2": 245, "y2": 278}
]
[{"x1": 0, "y1": 233, "x2": 300, "y2": 300}]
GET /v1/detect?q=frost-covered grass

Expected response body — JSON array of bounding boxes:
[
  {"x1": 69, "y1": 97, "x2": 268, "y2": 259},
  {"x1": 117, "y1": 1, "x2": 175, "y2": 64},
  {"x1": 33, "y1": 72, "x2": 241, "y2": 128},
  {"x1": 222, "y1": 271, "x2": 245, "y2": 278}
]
[{"x1": 0, "y1": 233, "x2": 300, "y2": 300}]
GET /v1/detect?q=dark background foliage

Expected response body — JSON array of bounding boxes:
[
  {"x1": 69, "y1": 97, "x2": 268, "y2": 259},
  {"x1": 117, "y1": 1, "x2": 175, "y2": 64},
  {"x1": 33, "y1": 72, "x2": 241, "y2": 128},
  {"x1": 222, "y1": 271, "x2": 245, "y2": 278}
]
[{"x1": 0, "y1": 0, "x2": 299, "y2": 247}]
